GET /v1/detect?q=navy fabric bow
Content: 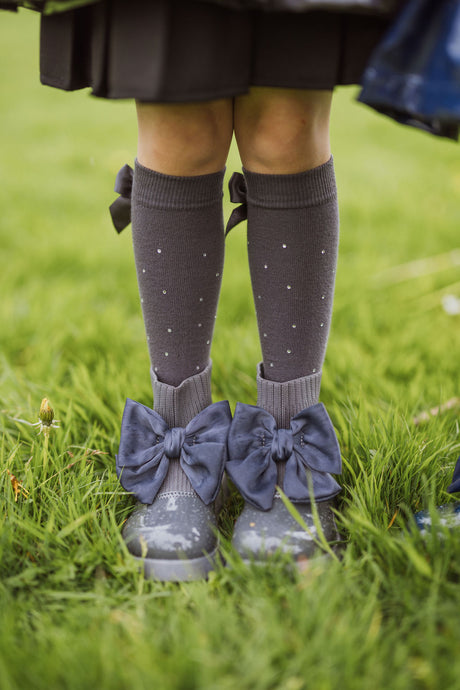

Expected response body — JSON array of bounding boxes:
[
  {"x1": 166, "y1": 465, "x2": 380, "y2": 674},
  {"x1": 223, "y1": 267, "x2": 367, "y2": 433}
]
[
  {"x1": 358, "y1": 0, "x2": 460, "y2": 140},
  {"x1": 109, "y1": 164, "x2": 133, "y2": 233},
  {"x1": 447, "y1": 456, "x2": 460, "y2": 494},
  {"x1": 226, "y1": 402, "x2": 342, "y2": 511},
  {"x1": 116, "y1": 399, "x2": 232, "y2": 505},
  {"x1": 225, "y1": 172, "x2": 248, "y2": 236}
]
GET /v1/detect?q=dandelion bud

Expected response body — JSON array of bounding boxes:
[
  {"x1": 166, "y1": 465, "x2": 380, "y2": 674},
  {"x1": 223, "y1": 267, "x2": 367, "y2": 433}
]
[{"x1": 39, "y1": 398, "x2": 54, "y2": 426}]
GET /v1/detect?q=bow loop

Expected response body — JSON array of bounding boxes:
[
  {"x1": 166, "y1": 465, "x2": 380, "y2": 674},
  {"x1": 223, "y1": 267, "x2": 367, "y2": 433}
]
[
  {"x1": 116, "y1": 399, "x2": 232, "y2": 505},
  {"x1": 228, "y1": 171, "x2": 247, "y2": 204},
  {"x1": 225, "y1": 171, "x2": 248, "y2": 236},
  {"x1": 109, "y1": 163, "x2": 133, "y2": 234},
  {"x1": 227, "y1": 402, "x2": 341, "y2": 511}
]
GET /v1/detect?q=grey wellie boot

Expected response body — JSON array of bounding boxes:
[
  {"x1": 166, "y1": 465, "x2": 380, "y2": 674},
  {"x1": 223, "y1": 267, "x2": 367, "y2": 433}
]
[
  {"x1": 117, "y1": 363, "x2": 232, "y2": 581},
  {"x1": 226, "y1": 365, "x2": 342, "y2": 564}
]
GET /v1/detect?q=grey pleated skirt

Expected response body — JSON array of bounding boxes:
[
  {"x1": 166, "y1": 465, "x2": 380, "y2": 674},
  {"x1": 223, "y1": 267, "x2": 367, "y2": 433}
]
[{"x1": 39, "y1": 0, "x2": 392, "y2": 102}]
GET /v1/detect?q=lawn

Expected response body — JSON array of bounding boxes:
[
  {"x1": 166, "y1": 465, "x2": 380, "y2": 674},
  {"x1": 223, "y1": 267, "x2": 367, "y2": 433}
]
[{"x1": 0, "y1": 8, "x2": 459, "y2": 690}]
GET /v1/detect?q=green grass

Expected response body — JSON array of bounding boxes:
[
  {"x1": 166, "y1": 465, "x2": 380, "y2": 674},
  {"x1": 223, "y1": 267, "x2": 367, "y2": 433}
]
[{"x1": 1, "y1": 9, "x2": 460, "y2": 690}]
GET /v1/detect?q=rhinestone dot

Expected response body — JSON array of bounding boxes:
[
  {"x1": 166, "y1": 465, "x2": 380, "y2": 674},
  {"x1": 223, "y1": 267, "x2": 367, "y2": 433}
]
[
  {"x1": 258, "y1": 295, "x2": 261, "y2": 300},
  {"x1": 162, "y1": 290, "x2": 167, "y2": 295},
  {"x1": 157, "y1": 249, "x2": 162, "y2": 254},
  {"x1": 312, "y1": 368, "x2": 316, "y2": 373},
  {"x1": 321, "y1": 295, "x2": 325, "y2": 300},
  {"x1": 287, "y1": 349, "x2": 292, "y2": 354},
  {"x1": 203, "y1": 253, "x2": 207, "y2": 257},
  {"x1": 282, "y1": 244, "x2": 287, "y2": 249},
  {"x1": 270, "y1": 363, "x2": 274, "y2": 368},
  {"x1": 198, "y1": 323, "x2": 202, "y2": 328},
  {"x1": 140, "y1": 298, "x2": 144, "y2": 303},
  {"x1": 164, "y1": 352, "x2": 168, "y2": 357},
  {"x1": 142, "y1": 269, "x2": 146, "y2": 273},
  {"x1": 264, "y1": 264, "x2": 268, "y2": 269},
  {"x1": 292, "y1": 324, "x2": 296, "y2": 328},
  {"x1": 320, "y1": 322, "x2": 324, "y2": 327},
  {"x1": 167, "y1": 328, "x2": 172, "y2": 333},
  {"x1": 154, "y1": 366, "x2": 158, "y2": 372},
  {"x1": 287, "y1": 285, "x2": 292, "y2": 290},
  {"x1": 199, "y1": 297, "x2": 204, "y2": 302},
  {"x1": 263, "y1": 333, "x2": 267, "y2": 338},
  {"x1": 206, "y1": 340, "x2": 210, "y2": 345},
  {"x1": 196, "y1": 366, "x2": 200, "y2": 371},
  {"x1": 321, "y1": 250, "x2": 326, "y2": 255},
  {"x1": 216, "y1": 272, "x2": 220, "y2": 277}
]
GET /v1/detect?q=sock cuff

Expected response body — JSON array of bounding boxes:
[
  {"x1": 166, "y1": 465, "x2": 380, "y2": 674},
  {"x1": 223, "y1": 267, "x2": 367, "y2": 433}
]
[
  {"x1": 133, "y1": 160, "x2": 225, "y2": 210},
  {"x1": 257, "y1": 363, "x2": 322, "y2": 429},
  {"x1": 243, "y1": 156, "x2": 336, "y2": 209},
  {"x1": 151, "y1": 361, "x2": 213, "y2": 428}
]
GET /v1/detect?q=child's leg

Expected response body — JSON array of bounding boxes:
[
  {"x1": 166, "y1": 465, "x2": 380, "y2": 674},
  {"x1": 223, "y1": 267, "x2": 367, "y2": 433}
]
[
  {"x1": 134, "y1": 100, "x2": 233, "y2": 391},
  {"x1": 229, "y1": 88, "x2": 341, "y2": 560},
  {"x1": 234, "y1": 87, "x2": 337, "y2": 398},
  {"x1": 118, "y1": 100, "x2": 233, "y2": 580}
]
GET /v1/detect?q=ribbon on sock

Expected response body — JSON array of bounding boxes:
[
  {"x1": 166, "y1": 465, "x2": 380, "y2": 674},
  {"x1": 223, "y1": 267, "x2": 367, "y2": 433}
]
[
  {"x1": 227, "y1": 402, "x2": 342, "y2": 511},
  {"x1": 225, "y1": 172, "x2": 248, "y2": 236},
  {"x1": 116, "y1": 398, "x2": 232, "y2": 505},
  {"x1": 109, "y1": 164, "x2": 133, "y2": 233}
]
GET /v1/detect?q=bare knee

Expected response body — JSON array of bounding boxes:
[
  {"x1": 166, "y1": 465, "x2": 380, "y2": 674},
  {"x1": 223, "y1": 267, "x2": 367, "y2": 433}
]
[
  {"x1": 136, "y1": 99, "x2": 233, "y2": 175},
  {"x1": 234, "y1": 88, "x2": 332, "y2": 173}
]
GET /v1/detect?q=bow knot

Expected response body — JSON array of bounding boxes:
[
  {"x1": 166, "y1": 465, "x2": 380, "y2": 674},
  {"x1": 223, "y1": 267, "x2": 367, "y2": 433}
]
[
  {"x1": 164, "y1": 427, "x2": 186, "y2": 459},
  {"x1": 116, "y1": 399, "x2": 232, "y2": 505},
  {"x1": 225, "y1": 171, "x2": 248, "y2": 235},
  {"x1": 226, "y1": 402, "x2": 342, "y2": 511},
  {"x1": 109, "y1": 164, "x2": 133, "y2": 233},
  {"x1": 271, "y1": 428, "x2": 293, "y2": 462}
]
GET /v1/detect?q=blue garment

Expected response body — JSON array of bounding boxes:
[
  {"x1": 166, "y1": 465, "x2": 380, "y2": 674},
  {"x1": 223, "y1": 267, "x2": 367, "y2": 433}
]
[{"x1": 358, "y1": 0, "x2": 460, "y2": 140}]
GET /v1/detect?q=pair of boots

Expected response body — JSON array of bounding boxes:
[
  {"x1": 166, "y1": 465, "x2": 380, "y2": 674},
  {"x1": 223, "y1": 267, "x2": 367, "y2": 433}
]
[
  {"x1": 110, "y1": 157, "x2": 342, "y2": 580},
  {"x1": 116, "y1": 362, "x2": 342, "y2": 581}
]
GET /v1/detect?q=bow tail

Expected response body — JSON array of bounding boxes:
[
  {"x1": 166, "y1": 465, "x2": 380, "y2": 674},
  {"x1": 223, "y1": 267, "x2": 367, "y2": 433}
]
[
  {"x1": 226, "y1": 450, "x2": 277, "y2": 511},
  {"x1": 225, "y1": 204, "x2": 247, "y2": 236},
  {"x1": 117, "y1": 451, "x2": 170, "y2": 505},
  {"x1": 284, "y1": 460, "x2": 341, "y2": 502},
  {"x1": 180, "y1": 442, "x2": 227, "y2": 505}
]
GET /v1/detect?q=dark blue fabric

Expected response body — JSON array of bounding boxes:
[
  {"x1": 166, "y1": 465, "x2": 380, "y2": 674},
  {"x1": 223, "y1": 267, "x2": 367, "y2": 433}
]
[
  {"x1": 227, "y1": 402, "x2": 342, "y2": 510},
  {"x1": 116, "y1": 399, "x2": 232, "y2": 505},
  {"x1": 198, "y1": 0, "x2": 397, "y2": 12},
  {"x1": 358, "y1": 0, "x2": 460, "y2": 140},
  {"x1": 109, "y1": 163, "x2": 133, "y2": 233},
  {"x1": 447, "y1": 456, "x2": 460, "y2": 494}
]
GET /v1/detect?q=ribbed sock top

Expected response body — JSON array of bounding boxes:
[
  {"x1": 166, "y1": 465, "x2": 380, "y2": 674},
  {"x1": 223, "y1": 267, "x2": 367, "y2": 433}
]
[
  {"x1": 257, "y1": 363, "x2": 322, "y2": 429},
  {"x1": 243, "y1": 156, "x2": 337, "y2": 209},
  {"x1": 133, "y1": 159, "x2": 225, "y2": 210}
]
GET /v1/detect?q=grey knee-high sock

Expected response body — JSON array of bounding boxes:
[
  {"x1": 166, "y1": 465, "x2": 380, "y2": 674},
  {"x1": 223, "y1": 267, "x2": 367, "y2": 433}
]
[
  {"x1": 131, "y1": 160, "x2": 225, "y2": 388},
  {"x1": 245, "y1": 157, "x2": 339, "y2": 425}
]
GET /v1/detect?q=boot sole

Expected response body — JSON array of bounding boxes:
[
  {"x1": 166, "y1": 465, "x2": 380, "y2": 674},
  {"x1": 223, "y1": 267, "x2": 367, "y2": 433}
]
[{"x1": 132, "y1": 545, "x2": 221, "y2": 582}]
